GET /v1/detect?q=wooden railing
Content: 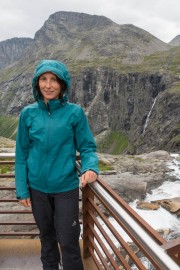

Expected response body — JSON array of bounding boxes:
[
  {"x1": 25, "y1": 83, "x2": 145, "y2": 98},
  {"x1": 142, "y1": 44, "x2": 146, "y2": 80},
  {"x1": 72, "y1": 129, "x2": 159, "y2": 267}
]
[
  {"x1": 82, "y1": 177, "x2": 180, "y2": 269},
  {"x1": 0, "y1": 154, "x2": 180, "y2": 269},
  {"x1": 0, "y1": 153, "x2": 39, "y2": 237}
]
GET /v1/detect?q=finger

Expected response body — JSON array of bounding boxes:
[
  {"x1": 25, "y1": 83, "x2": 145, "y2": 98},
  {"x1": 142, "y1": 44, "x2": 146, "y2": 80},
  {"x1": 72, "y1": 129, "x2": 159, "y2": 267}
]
[
  {"x1": 81, "y1": 174, "x2": 87, "y2": 187},
  {"x1": 19, "y1": 199, "x2": 30, "y2": 207},
  {"x1": 84, "y1": 171, "x2": 97, "y2": 183},
  {"x1": 19, "y1": 200, "x2": 27, "y2": 207},
  {"x1": 27, "y1": 198, "x2": 31, "y2": 207}
]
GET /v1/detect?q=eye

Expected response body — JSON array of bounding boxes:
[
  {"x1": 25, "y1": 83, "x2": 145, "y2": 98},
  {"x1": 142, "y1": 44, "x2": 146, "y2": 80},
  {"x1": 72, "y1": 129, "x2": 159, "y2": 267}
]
[
  {"x1": 51, "y1": 77, "x2": 58, "y2": 82},
  {"x1": 39, "y1": 76, "x2": 46, "y2": 81}
]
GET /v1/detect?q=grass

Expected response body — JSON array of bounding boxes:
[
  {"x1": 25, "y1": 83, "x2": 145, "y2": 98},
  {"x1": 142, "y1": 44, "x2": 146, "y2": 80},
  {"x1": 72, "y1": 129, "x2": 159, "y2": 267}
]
[
  {"x1": 97, "y1": 131, "x2": 128, "y2": 155},
  {"x1": 98, "y1": 160, "x2": 114, "y2": 171},
  {"x1": 0, "y1": 165, "x2": 14, "y2": 174},
  {"x1": 0, "y1": 115, "x2": 18, "y2": 140},
  {"x1": 167, "y1": 83, "x2": 180, "y2": 95},
  {"x1": 171, "y1": 135, "x2": 180, "y2": 148}
]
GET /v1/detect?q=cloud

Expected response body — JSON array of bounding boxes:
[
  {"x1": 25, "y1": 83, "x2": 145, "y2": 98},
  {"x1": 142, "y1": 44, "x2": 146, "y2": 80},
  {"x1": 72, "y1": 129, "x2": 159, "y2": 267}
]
[{"x1": 0, "y1": 0, "x2": 179, "y2": 42}]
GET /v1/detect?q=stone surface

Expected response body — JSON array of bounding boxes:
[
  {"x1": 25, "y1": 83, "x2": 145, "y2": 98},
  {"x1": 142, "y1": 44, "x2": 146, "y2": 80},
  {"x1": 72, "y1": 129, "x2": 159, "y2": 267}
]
[
  {"x1": 136, "y1": 201, "x2": 160, "y2": 210},
  {"x1": 98, "y1": 150, "x2": 174, "y2": 202},
  {"x1": 152, "y1": 197, "x2": 180, "y2": 217}
]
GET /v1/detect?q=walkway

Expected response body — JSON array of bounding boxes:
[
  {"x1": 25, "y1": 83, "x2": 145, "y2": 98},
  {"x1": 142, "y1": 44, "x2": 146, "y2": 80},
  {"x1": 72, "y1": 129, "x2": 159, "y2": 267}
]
[{"x1": 0, "y1": 239, "x2": 97, "y2": 270}]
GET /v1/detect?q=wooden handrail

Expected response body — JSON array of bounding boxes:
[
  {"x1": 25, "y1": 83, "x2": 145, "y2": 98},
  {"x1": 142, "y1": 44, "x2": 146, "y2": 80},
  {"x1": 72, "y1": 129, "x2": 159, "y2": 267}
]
[{"x1": 82, "y1": 178, "x2": 180, "y2": 269}]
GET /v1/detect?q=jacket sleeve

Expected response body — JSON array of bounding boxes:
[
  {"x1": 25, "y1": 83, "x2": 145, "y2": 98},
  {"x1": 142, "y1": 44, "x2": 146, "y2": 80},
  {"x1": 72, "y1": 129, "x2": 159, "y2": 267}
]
[
  {"x1": 15, "y1": 111, "x2": 30, "y2": 199},
  {"x1": 74, "y1": 107, "x2": 99, "y2": 175}
]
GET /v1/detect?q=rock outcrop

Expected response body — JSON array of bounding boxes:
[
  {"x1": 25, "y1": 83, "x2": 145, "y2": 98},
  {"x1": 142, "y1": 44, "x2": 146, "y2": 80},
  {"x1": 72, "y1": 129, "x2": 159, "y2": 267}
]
[
  {"x1": 0, "y1": 38, "x2": 34, "y2": 69},
  {"x1": 98, "y1": 150, "x2": 176, "y2": 202}
]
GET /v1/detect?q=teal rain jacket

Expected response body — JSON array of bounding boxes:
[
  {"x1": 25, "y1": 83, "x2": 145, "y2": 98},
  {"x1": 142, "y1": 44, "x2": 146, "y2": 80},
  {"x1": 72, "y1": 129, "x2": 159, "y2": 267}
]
[{"x1": 15, "y1": 60, "x2": 99, "y2": 200}]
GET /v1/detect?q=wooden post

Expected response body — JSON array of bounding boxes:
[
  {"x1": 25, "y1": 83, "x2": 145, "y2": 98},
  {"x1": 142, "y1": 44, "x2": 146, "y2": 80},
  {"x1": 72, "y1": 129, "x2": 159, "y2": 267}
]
[
  {"x1": 161, "y1": 238, "x2": 180, "y2": 266},
  {"x1": 82, "y1": 184, "x2": 95, "y2": 259}
]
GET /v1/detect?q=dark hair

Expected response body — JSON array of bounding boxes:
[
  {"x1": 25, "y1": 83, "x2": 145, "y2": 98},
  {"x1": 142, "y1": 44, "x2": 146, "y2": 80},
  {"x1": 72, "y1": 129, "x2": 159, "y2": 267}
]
[{"x1": 35, "y1": 74, "x2": 67, "y2": 100}]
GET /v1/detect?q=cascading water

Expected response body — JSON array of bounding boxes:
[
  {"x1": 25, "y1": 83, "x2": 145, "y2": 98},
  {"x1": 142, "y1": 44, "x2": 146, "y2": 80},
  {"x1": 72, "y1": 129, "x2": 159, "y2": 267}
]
[{"x1": 143, "y1": 97, "x2": 157, "y2": 134}]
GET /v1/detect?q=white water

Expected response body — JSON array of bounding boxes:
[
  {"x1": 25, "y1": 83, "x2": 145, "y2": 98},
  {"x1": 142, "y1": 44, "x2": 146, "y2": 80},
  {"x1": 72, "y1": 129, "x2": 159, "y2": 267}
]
[
  {"x1": 130, "y1": 153, "x2": 180, "y2": 230},
  {"x1": 143, "y1": 97, "x2": 157, "y2": 134}
]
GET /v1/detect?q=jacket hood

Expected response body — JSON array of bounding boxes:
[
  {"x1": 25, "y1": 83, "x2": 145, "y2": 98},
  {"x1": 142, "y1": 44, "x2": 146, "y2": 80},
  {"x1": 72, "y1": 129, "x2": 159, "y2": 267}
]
[{"x1": 32, "y1": 60, "x2": 71, "y2": 102}]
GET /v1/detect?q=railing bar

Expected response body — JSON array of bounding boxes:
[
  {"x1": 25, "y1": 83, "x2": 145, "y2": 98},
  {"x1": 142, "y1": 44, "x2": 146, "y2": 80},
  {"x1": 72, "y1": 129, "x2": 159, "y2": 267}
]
[
  {"x1": 0, "y1": 222, "x2": 36, "y2": 225},
  {"x1": 90, "y1": 181, "x2": 180, "y2": 270},
  {"x1": 0, "y1": 199, "x2": 18, "y2": 202},
  {"x1": 0, "y1": 174, "x2": 14, "y2": 178},
  {"x1": 88, "y1": 222, "x2": 126, "y2": 270},
  {"x1": 0, "y1": 153, "x2": 15, "y2": 158},
  {"x1": 88, "y1": 247, "x2": 104, "y2": 270},
  {"x1": 88, "y1": 234, "x2": 111, "y2": 270},
  {"x1": 0, "y1": 187, "x2": 15, "y2": 190},
  {"x1": 0, "y1": 232, "x2": 39, "y2": 236},
  {"x1": 88, "y1": 209, "x2": 132, "y2": 270},
  {"x1": 88, "y1": 197, "x2": 146, "y2": 269},
  {"x1": 0, "y1": 161, "x2": 15, "y2": 165},
  {"x1": 0, "y1": 210, "x2": 33, "y2": 214},
  {"x1": 96, "y1": 178, "x2": 166, "y2": 245}
]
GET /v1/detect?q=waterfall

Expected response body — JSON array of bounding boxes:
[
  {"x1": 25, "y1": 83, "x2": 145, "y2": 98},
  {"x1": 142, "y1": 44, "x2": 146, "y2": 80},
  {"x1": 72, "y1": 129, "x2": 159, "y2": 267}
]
[{"x1": 143, "y1": 97, "x2": 157, "y2": 134}]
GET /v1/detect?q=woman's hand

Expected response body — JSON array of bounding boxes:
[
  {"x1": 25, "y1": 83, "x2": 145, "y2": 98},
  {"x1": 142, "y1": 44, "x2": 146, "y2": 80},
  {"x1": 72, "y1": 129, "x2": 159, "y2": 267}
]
[
  {"x1": 81, "y1": 170, "x2": 97, "y2": 187},
  {"x1": 19, "y1": 198, "x2": 31, "y2": 207}
]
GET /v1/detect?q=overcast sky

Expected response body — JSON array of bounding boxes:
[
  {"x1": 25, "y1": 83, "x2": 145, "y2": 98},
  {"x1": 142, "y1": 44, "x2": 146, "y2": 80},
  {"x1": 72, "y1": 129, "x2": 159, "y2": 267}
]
[{"x1": 0, "y1": 0, "x2": 179, "y2": 43}]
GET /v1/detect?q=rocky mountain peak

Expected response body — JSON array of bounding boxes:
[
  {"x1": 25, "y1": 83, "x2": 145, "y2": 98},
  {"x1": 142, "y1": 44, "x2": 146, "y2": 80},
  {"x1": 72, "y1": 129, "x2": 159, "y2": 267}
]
[
  {"x1": 34, "y1": 11, "x2": 114, "y2": 46},
  {"x1": 49, "y1": 11, "x2": 114, "y2": 30},
  {"x1": 169, "y1": 35, "x2": 180, "y2": 46},
  {"x1": 0, "y1": 37, "x2": 34, "y2": 69},
  {"x1": 32, "y1": 11, "x2": 169, "y2": 64}
]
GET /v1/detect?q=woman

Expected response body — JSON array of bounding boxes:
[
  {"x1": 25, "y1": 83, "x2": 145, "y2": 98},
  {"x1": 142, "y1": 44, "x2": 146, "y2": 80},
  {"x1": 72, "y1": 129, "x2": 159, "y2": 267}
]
[{"x1": 15, "y1": 60, "x2": 99, "y2": 270}]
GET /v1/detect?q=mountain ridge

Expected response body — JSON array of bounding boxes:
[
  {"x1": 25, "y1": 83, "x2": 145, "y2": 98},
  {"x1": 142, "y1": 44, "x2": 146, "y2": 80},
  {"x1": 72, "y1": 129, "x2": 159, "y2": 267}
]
[{"x1": 0, "y1": 11, "x2": 179, "y2": 154}]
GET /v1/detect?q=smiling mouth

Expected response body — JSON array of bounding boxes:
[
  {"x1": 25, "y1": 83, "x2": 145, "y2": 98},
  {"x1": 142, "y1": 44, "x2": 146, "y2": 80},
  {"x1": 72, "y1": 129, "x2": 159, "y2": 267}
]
[{"x1": 45, "y1": 91, "x2": 54, "y2": 94}]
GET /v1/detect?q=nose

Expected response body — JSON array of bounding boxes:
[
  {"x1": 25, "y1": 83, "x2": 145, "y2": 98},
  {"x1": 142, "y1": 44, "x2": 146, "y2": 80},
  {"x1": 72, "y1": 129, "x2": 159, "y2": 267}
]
[{"x1": 45, "y1": 80, "x2": 51, "y2": 88}]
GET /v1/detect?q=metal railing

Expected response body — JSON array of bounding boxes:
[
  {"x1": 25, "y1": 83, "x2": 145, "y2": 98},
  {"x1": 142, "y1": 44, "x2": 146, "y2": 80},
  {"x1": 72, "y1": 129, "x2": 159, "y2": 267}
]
[
  {"x1": 82, "y1": 177, "x2": 180, "y2": 269},
  {"x1": 0, "y1": 153, "x2": 39, "y2": 236},
  {"x1": 0, "y1": 153, "x2": 180, "y2": 269}
]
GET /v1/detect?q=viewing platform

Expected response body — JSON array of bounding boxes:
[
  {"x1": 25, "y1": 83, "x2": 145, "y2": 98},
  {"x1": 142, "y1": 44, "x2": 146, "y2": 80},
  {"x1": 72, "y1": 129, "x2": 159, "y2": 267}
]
[
  {"x1": 0, "y1": 239, "x2": 97, "y2": 269},
  {"x1": 0, "y1": 153, "x2": 179, "y2": 270}
]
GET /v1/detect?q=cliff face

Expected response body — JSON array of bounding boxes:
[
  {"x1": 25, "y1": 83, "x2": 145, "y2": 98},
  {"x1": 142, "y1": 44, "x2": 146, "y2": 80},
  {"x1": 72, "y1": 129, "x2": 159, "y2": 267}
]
[
  {"x1": 0, "y1": 38, "x2": 34, "y2": 69},
  {"x1": 69, "y1": 69, "x2": 179, "y2": 152},
  {"x1": 0, "y1": 11, "x2": 179, "y2": 153}
]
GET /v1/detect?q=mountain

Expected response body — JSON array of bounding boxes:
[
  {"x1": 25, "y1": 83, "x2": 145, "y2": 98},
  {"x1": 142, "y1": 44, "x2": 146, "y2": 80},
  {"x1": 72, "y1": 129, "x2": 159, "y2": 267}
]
[
  {"x1": 169, "y1": 35, "x2": 180, "y2": 46},
  {"x1": 0, "y1": 37, "x2": 34, "y2": 69},
  {"x1": 0, "y1": 11, "x2": 179, "y2": 154},
  {"x1": 0, "y1": 12, "x2": 169, "y2": 68}
]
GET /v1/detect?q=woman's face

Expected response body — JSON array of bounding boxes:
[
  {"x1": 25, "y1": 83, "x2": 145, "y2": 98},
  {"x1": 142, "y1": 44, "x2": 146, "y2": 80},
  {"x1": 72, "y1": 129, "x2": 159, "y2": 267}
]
[{"x1": 38, "y1": 72, "x2": 62, "y2": 103}]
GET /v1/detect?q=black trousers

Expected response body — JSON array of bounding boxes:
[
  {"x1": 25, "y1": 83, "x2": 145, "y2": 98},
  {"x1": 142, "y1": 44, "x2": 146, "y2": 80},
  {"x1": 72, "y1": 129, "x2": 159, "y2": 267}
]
[{"x1": 30, "y1": 187, "x2": 84, "y2": 270}]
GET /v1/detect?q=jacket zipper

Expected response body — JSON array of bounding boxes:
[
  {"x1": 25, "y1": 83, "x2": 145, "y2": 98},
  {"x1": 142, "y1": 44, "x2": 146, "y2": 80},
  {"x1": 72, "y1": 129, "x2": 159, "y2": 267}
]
[{"x1": 46, "y1": 102, "x2": 51, "y2": 190}]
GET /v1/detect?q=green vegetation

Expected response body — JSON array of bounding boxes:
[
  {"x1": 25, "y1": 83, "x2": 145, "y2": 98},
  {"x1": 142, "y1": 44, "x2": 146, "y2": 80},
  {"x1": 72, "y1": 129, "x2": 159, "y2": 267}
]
[
  {"x1": 0, "y1": 115, "x2": 18, "y2": 140},
  {"x1": 168, "y1": 83, "x2": 180, "y2": 95},
  {"x1": 0, "y1": 165, "x2": 14, "y2": 174},
  {"x1": 170, "y1": 124, "x2": 180, "y2": 148},
  {"x1": 97, "y1": 131, "x2": 128, "y2": 155},
  {"x1": 98, "y1": 160, "x2": 114, "y2": 171},
  {"x1": 141, "y1": 46, "x2": 180, "y2": 74},
  {"x1": 171, "y1": 135, "x2": 180, "y2": 147}
]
